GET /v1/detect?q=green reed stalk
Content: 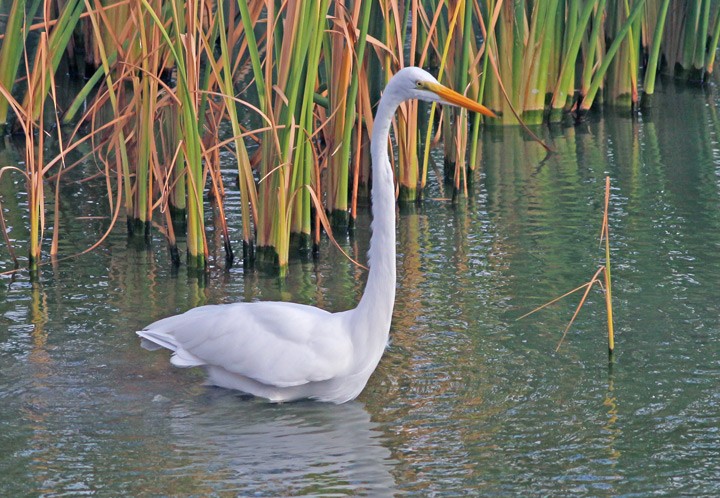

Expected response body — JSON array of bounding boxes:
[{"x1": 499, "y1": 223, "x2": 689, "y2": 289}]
[
  {"x1": 505, "y1": 1, "x2": 524, "y2": 120},
  {"x1": 28, "y1": 38, "x2": 47, "y2": 272},
  {"x1": 233, "y1": 0, "x2": 268, "y2": 262},
  {"x1": 131, "y1": 1, "x2": 162, "y2": 239},
  {"x1": 397, "y1": 100, "x2": 420, "y2": 202},
  {"x1": 564, "y1": 1, "x2": 579, "y2": 89},
  {"x1": 322, "y1": 17, "x2": 351, "y2": 226},
  {"x1": 177, "y1": 1, "x2": 206, "y2": 268},
  {"x1": 420, "y1": 0, "x2": 463, "y2": 186},
  {"x1": 579, "y1": 0, "x2": 606, "y2": 103},
  {"x1": 215, "y1": 0, "x2": 258, "y2": 263},
  {"x1": 627, "y1": 0, "x2": 641, "y2": 104},
  {"x1": 579, "y1": 0, "x2": 646, "y2": 112},
  {"x1": 413, "y1": 0, "x2": 437, "y2": 193},
  {"x1": 253, "y1": 0, "x2": 277, "y2": 266},
  {"x1": 485, "y1": 0, "x2": 525, "y2": 125},
  {"x1": 691, "y1": 0, "x2": 712, "y2": 81},
  {"x1": 268, "y1": 0, "x2": 310, "y2": 269},
  {"x1": 507, "y1": 0, "x2": 525, "y2": 124},
  {"x1": 249, "y1": 0, "x2": 331, "y2": 272},
  {"x1": 62, "y1": 50, "x2": 119, "y2": 124},
  {"x1": 522, "y1": 0, "x2": 557, "y2": 124},
  {"x1": 143, "y1": 0, "x2": 206, "y2": 267},
  {"x1": 386, "y1": 0, "x2": 420, "y2": 203},
  {"x1": 0, "y1": 0, "x2": 42, "y2": 132},
  {"x1": 0, "y1": 42, "x2": 42, "y2": 271},
  {"x1": 677, "y1": 1, "x2": 700, "y2": 78},
  {"x1": 284, "y1": 0, "x2": 325, "y2": 260},
  {"x1": 290, "y1": 0, "x2": 329, "y2": 249},
  {"x1": 436, "y1": 1, "x2": 456, "y2": 181},
  {"x1": 331, "y1": 0, "x2": 372, "y2": 222},
  {"x1": 603, "y1": 176, "x2": 615, "y2": 355},
  {"x1": 235, "y1": 2, "x2": 266, "y2": 118},
  {"x1": 468, "y1": 0, "x2": 489, "y2": 176},
  {"x1": 642, "y1": 0, "x2": 669, "y2": 102},
  {"x1": 550, "y1": 0, "x2": 597, "y2": 121},
  {"x1": 83, "y1": 0, "x2": 133, "y2": 228},
  {"x1": 604, "y1": 0, "x2": 637, "y2": 109},
  {"x1": 458, "y1": 0, "x2": 474, "y2": 188}
]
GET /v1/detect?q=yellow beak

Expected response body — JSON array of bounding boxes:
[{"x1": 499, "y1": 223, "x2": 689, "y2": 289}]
[{"x1": 425, "y1": 81, "x2": 497, "y2": 118}]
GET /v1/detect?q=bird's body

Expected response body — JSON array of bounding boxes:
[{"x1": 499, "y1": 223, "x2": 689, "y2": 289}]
[
  {"x1": 137, "y1": 67, "x2": 495, "y2": 403},
  {"x1": 139, "y1": 302, "x2": 379, "y2": 402}
]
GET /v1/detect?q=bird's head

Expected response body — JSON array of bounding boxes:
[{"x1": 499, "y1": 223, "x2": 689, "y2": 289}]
[{"x1": 390, "y1": 67, "x2": 497, "y2": 118}]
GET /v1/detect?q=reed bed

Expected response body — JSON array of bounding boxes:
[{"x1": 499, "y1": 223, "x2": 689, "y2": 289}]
[{"x1": 0, "y1": 1, "x2": 719, "y2": 274}]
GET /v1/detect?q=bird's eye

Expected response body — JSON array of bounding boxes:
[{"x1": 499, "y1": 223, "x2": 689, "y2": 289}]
[{"x1": 416, "y1": 81, "x2": 423, "y2": 88}]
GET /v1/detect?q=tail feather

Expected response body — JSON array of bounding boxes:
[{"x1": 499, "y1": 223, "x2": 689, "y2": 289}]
[
  {"x1": 170, "y1": 348, "x2": 204, "y2": 367},
  {"x1": 137, "y1": 330, "x2": 178, "y2": 352},
  {"x1": 136, "y1": 329, "x2": 204, "y2": 368}
]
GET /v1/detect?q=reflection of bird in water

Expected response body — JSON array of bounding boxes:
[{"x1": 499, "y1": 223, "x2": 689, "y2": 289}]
[
  {"x1": 167, "y1": 394, "x2": 396, "y2": 495},
  {"x1": 137, "y1": 67, "x2": 496, "y2": 403}
]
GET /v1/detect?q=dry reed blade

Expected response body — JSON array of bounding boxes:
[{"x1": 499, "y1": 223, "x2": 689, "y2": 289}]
[
  {"x1": 516, "y1": 282, "x2": 595, "y2": 321},
  {"x1": 555, "y1": 267, "x2": 606, "y2": 352},
  {"x1": 304, "y1": 185, "x2": 367, "y2": 271}
]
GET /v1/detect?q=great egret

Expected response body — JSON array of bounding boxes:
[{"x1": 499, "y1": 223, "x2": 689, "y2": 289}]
[{"x1": 137, "y1": 67, "x2": 496, "y2": 403}]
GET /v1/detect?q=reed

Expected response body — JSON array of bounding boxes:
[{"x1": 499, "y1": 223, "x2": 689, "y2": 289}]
[
  {"x1": 0, "y1": 0, "x2": 42, "y2": 133},
  {"x1": 602, "y1": 176, "x2": 615, "y2": 355},
  {"x1": 323, "y1": 0, "x2": 372, "y2": 223},
  {"x1": 663, "y1": 1, "x2": 720, "y2": 83},
  {"x1": 3, "y1": 0, "x2": 720, "y2": 277},
  {"x1": 419, "y1": 0, "x2": 471, "y2": 194},
  {"x1": 434, "y1": 0, "x2": 463, "y2": 192},
  {"x1": 141, "y1": 0, "x2": 212, "y2": 268},
  {"x1": 288, "y1": 0, "x2": 331, "y2": 251},
  {"x1": 82, "y1": 0, "x2": 134, "y2": 249},
  {"x1": 132, "y1": 0, "x2": 160, "y2": 239},
  {"x1": 0, "y1": 30, "x2": 53, "y2": 272},
  {"x1": 578, "y1": 1, "x2": 607, "y2": 108},
  {"x1": 518, "y1": 176, "x2": 616, "y2": 356},
  {"x1": 22, "y1": 0, "x2": 84, "y2": 121},
  {"x1": 384, "y1": 0, "x2": 421, "y2": 204},
  {"x1": 579, "y1": 0, "x2": 646, "y2": 114},
  {"x1": 481, "y1": 0, "x2": 518, "y2": 125},
  {"x1": 213, "y1": 0, "x2": 258, "y2": 263},
  {"x1": 549, "y1": 0, "x2": 599, "y2": 121},
  {"x1": 605, "y1": 0, "x2": 642, "y2": 109},
  {"x1": 233, "y1": 0, "x2": 336, "y2": 273},
  {"x1": 641, "y1": 0, "x2": 670, "y2": 104}
]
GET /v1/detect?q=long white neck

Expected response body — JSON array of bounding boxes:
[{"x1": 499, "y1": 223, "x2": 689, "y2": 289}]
[{"x1": 355, "y1": 90, "x2": 404, "y2": 338}]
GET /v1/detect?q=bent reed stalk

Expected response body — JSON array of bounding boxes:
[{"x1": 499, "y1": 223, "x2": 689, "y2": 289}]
[
  {"x1": 0, "y1": 1, "x2": 719, "y2": 274},
  {"x1": 517, "y1": 176, "x2": 616, "y2": 357}
]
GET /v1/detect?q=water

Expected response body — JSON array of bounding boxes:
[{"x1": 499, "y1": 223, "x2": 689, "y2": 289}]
[{"x1": 2, "y1": 83, "x2": 720, "y2": 495}]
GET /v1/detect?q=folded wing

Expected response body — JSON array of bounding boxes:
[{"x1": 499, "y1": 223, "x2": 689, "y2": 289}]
[{"x1": 137, "y1": 302, "x2": 353, "y2": 388}]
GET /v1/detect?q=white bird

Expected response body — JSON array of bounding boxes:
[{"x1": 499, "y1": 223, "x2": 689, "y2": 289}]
[{"x1": 137, "y1": 67, "x2": 496, "y2": 403}]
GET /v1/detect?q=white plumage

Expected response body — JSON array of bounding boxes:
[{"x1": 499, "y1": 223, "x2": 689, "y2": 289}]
[{"x1": 137, "y1": 67, "x2": 495, "y2": 403}]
